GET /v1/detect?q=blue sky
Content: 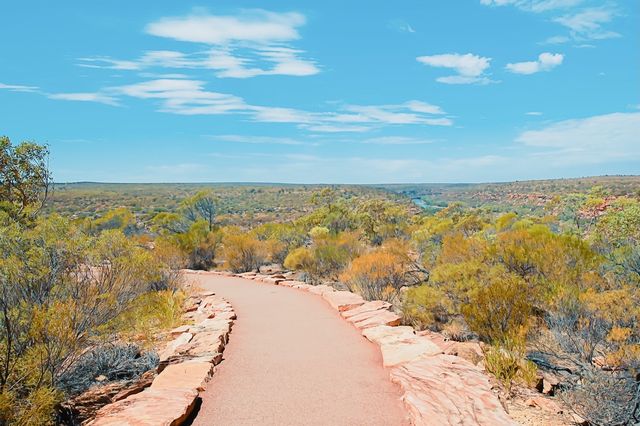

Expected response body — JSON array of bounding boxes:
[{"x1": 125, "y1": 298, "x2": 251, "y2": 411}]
[{"x1": 1, "y1": 0, "x2": 638, "y2": 183}]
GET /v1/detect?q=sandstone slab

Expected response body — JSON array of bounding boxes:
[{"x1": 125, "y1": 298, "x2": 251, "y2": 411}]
[
  {"x1": 307, "y1": 284, "x2": 335, "y2": 296},
  {"x1": 390, "y1": 354, "x2": 516, "y2": 425},
  {"x1": 341, "y1": 300, "x2": 391, "y2": 319},
  {"x1": 363, "y1": 326, "x2": 441, "y2": 366},
  {"x1": 322, "y1": 290, "x2": 365, "y2": 312},
  {"x1": 88, "y1": 388, "x2": 198, "y2": 426},
  {"x1": 158, "y1": 332, "x2": 193, "y2": 363},
  {"x1": 351, "y1": 309, "x2": 401, "y2": 329},
  {"x1": 151, "y1": 360, "x2": 215, "y2": 392}
]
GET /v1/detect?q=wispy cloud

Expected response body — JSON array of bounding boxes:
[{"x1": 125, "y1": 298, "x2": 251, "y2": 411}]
[
  {"x1": 416, "y1": 53, "x2": 493, "y2": 85},
  {"x1": 506, "y1": 52, "x2": 564, "y2": 74},
  {"x1": 0, "y1": 82, "x2": 39, "y2": 93},
  {"x1": 516, "y1": 112, "x2": 640, "y2": 164},
  {"x1": 80, "y1": 10, "x2": 319, "y2": 78},
  {"x1": 45, "y1": 78, "x2": 453, "y2": 133},
  {"x1": 480, "y1": 0, "x2": 584, "y2": 13},
  {"x1": 481, "y1": 1, "x2": 621, "y2": 45},
  {"x1": 48, "y1": 92, "x2": 119, "y2": 106},
  {"x1": 361, "y1": 136, "x2": 437, "y2": 145},
  {"x1": 554, "y1": 7, "x2": 621, "y2": 41},
  {"x1": 145, "y1": 10, "x2": 305, "y2": 44}
]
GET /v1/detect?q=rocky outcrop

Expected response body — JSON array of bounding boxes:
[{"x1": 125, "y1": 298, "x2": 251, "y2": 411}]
[
  {"x1": 59, "y1": 371, "x2": 156, "y2": 424},
  {"x1": 390, "y1": 354, "x2": 516, "y2": 425},
  {"x1": 87, "y1": 292, "x2": 235, "y2": 426},
  {"x1": 224, "y1": 270, "x2": 515, "y2": 426}
]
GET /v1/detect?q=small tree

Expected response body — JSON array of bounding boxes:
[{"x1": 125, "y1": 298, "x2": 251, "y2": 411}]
[
  {"x1": 181, "y1": 190, "x2": 218, "y2": 232},
  {"x1": 0, "y1": 136, "x2": 51, "y2": 220}
]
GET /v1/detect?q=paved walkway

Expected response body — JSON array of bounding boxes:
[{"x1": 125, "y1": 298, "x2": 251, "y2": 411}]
[{"x1": 189, "y1": 274, "x2": 408, "y2": 426}]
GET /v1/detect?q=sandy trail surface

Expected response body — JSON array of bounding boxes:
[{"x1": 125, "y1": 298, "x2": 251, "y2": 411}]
[{"x1": 189, "y1": 274, "x2": 409, "y2": 426}]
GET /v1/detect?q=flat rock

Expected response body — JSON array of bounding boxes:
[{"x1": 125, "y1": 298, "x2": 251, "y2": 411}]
[
  {"x1": 341, "y1": 300, "x2": 391, "y2": 319},
  {"x1": 158, "y1": 332, "x2": 193, "y2": 363},
  {"x1": 87, "y1": 388, "x2": 198, "y2": 426},
  {"x1": 363, "y1": 326, "x2": 441, "y2": 366},
  {"x1": 351, "y1": 309, "x2": 401, "y2": 329},
  {"x1": 169, "y1": 325, "x2": 191, "y2": 337},
  {"x1": 380, "y1": 337, "x2": 441, "y2": 367},
  {"x1": 525, "y1": 397, "x2": 562, "y2": 414},
  {"x1": 307, "y1": 284, "x2": 335, "y2": 295},
  {"x1": 390, "y1": 354, "x2": 516, "y2": 425},
  {"x1": 151, "y1": 360, "x2": 215, "y2": 392},
  {"x1": 279, "y1": 280, "x2": 306, "y2": 288},
  {"x1": 362, "y1": 325, "x2": 417, "y2": 344},
  {"x1": 322, "y1": 291, "x2": 365, "y2": 312}
]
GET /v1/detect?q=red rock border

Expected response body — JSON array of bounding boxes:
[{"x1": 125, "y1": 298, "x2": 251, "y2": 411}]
[
  {"x1": 87, "y1": 291, "x2": 236, "y2": 426},
  {"x1": 204, "y1": 270, "x2": 517, "y2": 426}
]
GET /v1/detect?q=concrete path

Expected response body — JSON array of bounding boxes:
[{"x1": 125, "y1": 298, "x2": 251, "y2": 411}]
[{"x1": 188, "y1": 274, "x2": 409, "y2": 426}]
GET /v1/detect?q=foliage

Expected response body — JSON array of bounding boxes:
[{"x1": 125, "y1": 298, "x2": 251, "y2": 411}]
[
  {"x1": 222, "y1": 230, "x2": 266, "y2": 273},
  {"x1": 0, "y1": 214, "x2": 169, "y2": 421},
  {"x1": 89, "y1": 207, "x2": 136, "y2": 235},
  {"x1": 340, "y1": 239, "x2": 423, "y2": 302},
  {"x1": 181, "y1": 190, "x2": 218, "y2": 232},
  {"x1": 284, "y1": 228, "x2": 362, "y2": 282},
  {"x1": 104, "y1": 290, "x2": 186, "y2": 345},
  {"x1": 0, "y1": 141, "x2": 185, "y2": 423},
  {"x1": 57, "y1": 344, "x2": 158, "y2": 397},
  {"x1": 461, "y1": 267, "x2": 533, "y2": 344},
  {"x1": 484, "y1": 342, "x2": 538, "y2": 393},
  {"x1": 402, "y1": 284, "x2": 453, "y2": 330},
  {"x1": 0, "y1": 136, "x2": 51, "y2": 221},
  {"x1": 559, "y1": 367, "x2": 639, "y2": 425}
]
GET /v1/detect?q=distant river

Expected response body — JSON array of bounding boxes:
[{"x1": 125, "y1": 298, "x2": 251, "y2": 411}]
[{"x1": 411, "y1": 198, "x2": 445, "y2": 210}]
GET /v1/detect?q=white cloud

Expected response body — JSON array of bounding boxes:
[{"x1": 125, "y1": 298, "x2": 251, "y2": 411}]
[
  {"x1": 516, "y1": 112, "x2": 640, "y2": 164},
  {"x1": 404, "y1": 100, "x2": 445, "y2": 115},
  {"x1": 554, "y1": 7, "x2": 620, "y2": 40},
  {"x1": 302, "y1": 124, "x2": 372, "y2": 133},
  {"x1": 0, "y1": 82, "x2": 39, "y2": 92},
  {"x1": 506, "y1": 52, "x2": 564, "y2": 74},
  {"x1": 145, "y1": 10, "x2": 305, "y2": 44},
  {"x1": 361, "y1": 136, "x2": 436, "y2": 145},
  {"x1": 79, "y1": 10, "x2": 319, "y2": 79},
  {"x1": 251, "y1": 100, "x2": 452, "y2": 131},
  {"x1": 526, "y1": 111, "x2": 543, "y2": 116},
  {"x1": 47, "y1": 92, "x2": 119, "y2": 106},
  {"x1": 480, "y1": 0, "x2": 583, "y2": 13},
  {"x1": 416, "y1": 53, "x2": 493, "y2": 85},
  {"x1": 543, "y1": 35, "x2": 571, "y2": 44}
]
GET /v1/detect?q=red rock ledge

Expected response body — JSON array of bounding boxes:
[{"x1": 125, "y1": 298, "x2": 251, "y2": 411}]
[{"x1": 86, "y1": 292, "x2": 235, "y2": 426}]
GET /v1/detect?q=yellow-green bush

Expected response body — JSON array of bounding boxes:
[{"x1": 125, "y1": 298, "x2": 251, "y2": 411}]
[
  {"x1": 222, "y1": 231, "x2": 266, "y2": 273},
  {"x1": 402, "y1": 284, "x2": 453, "y2": 330},
  {"x1": 484, "y1": 342, "x2": 538, "y2": 393},
  {"x1": 104, "y1": 290, "x2": 186, "y2": 345}
]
